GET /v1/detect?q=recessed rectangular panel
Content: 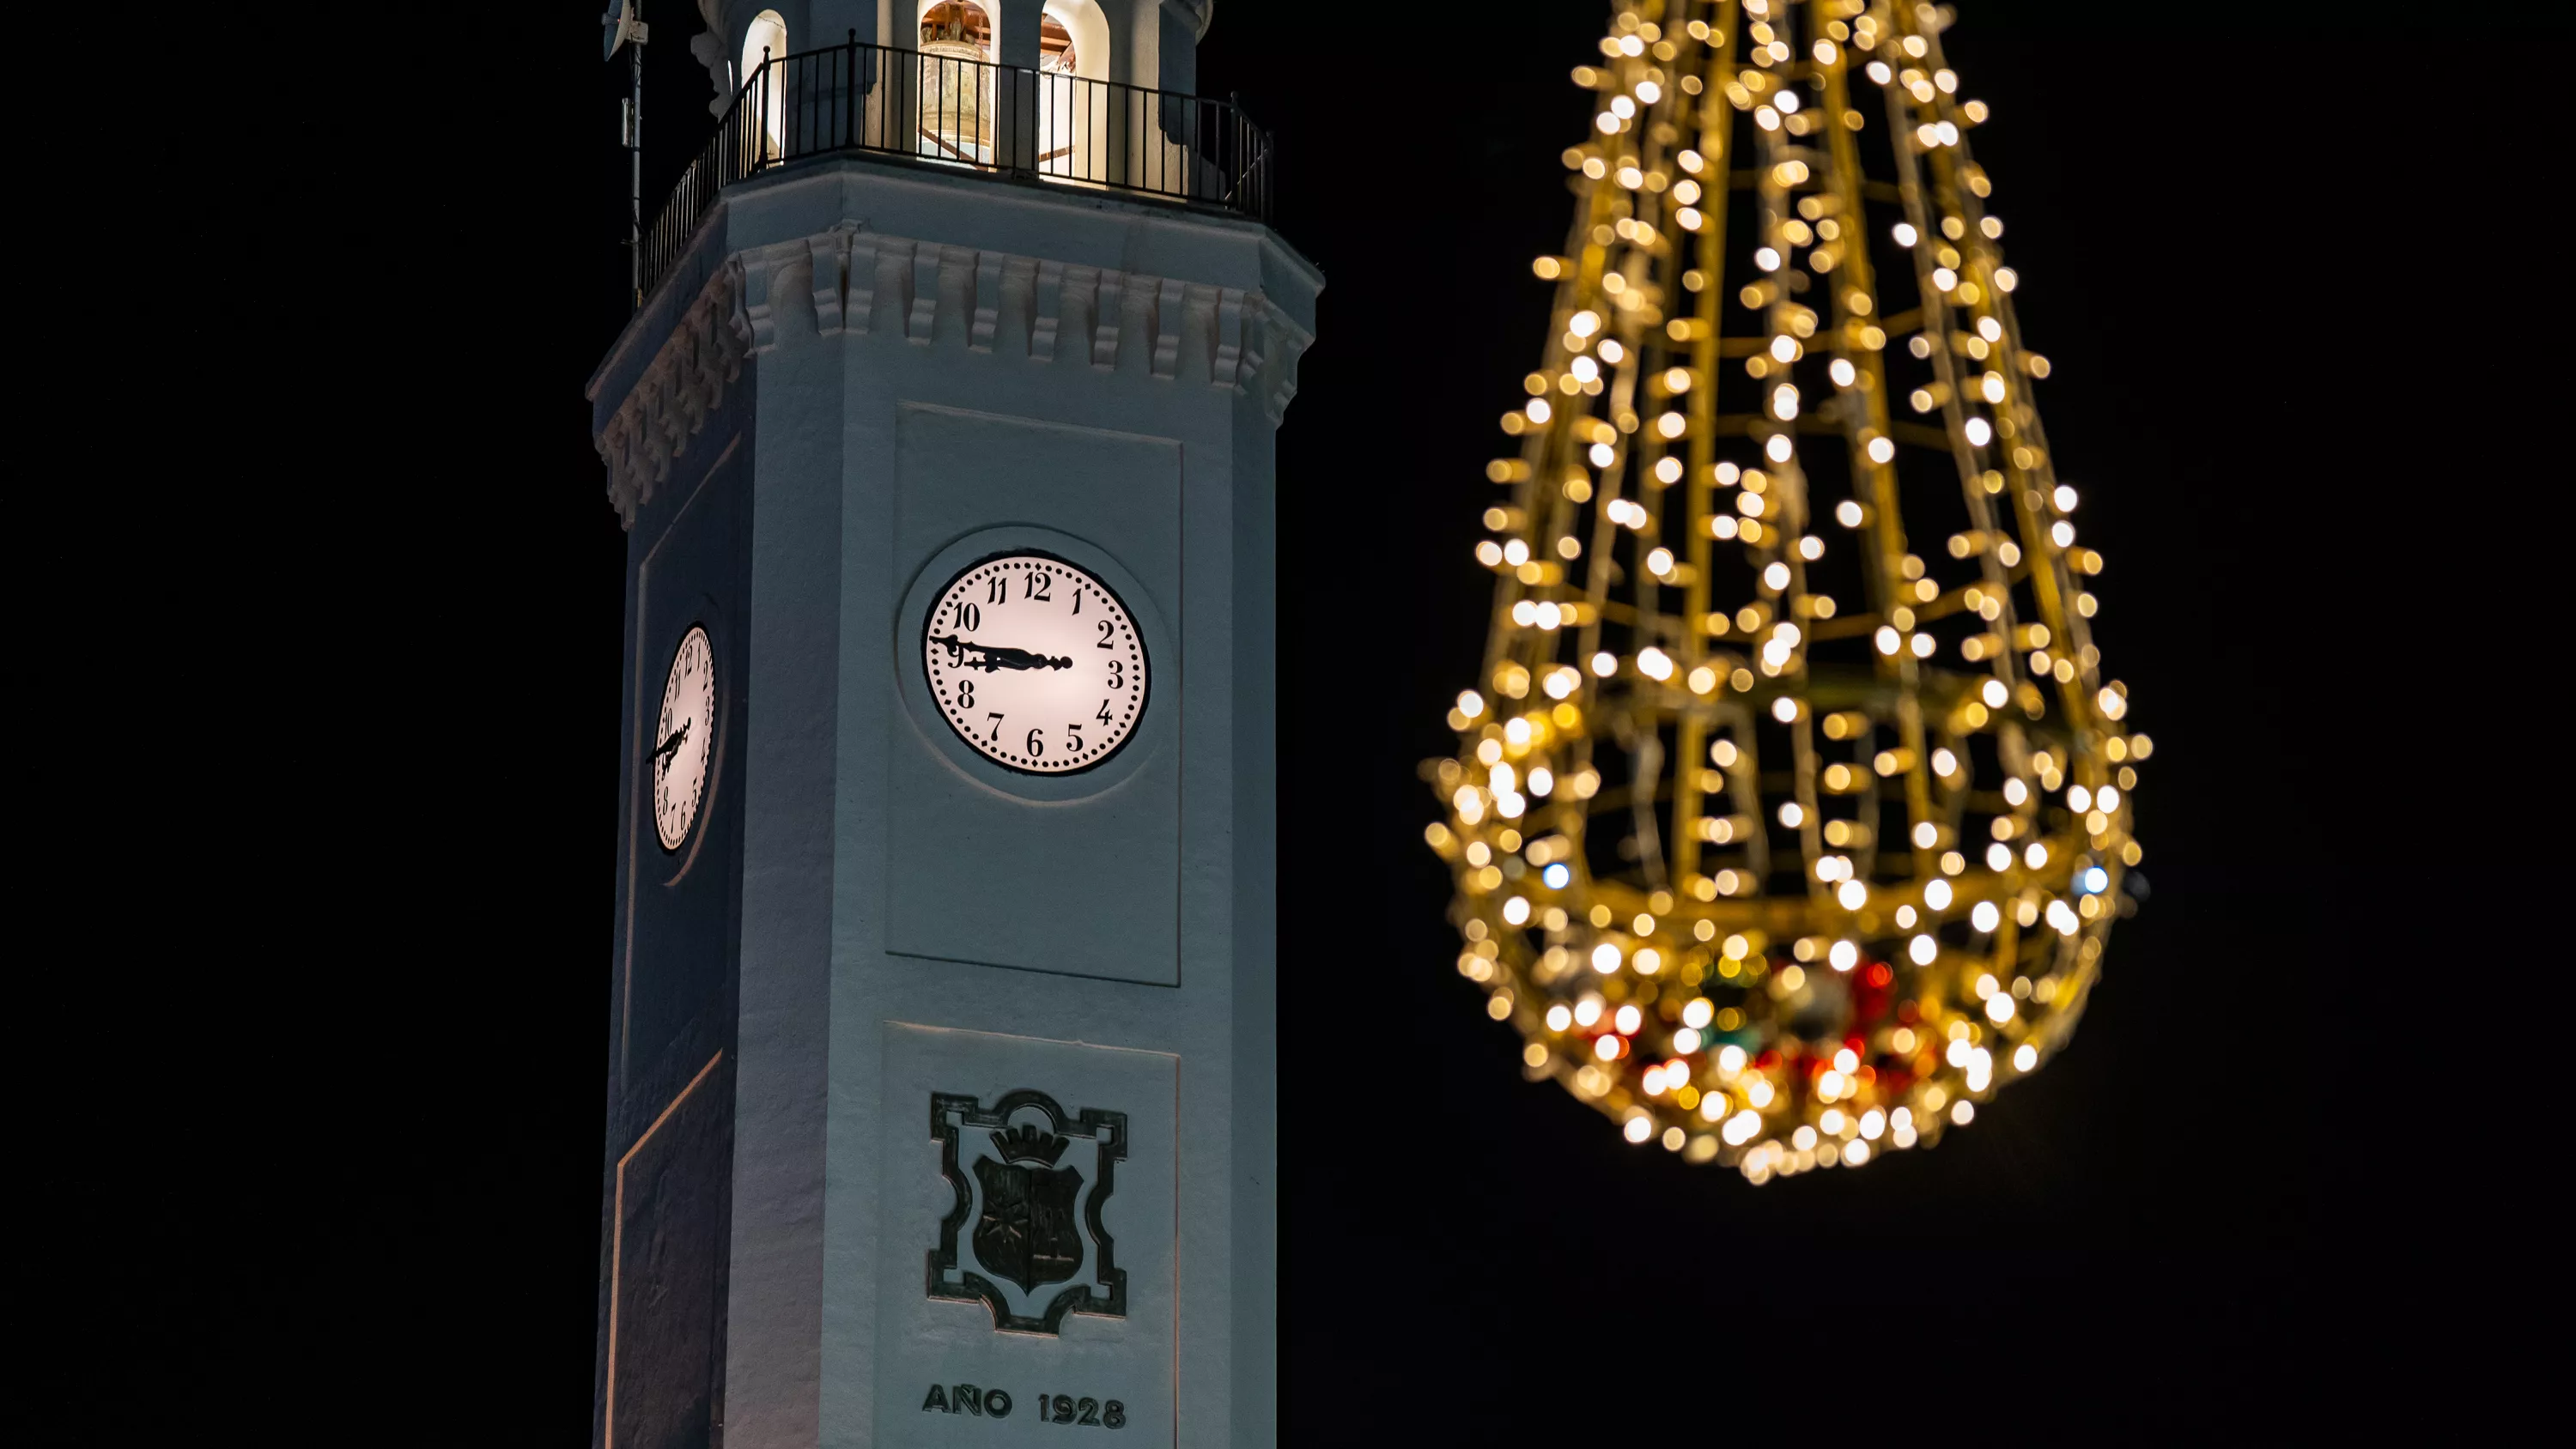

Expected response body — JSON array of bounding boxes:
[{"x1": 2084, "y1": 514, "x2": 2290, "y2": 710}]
[
  {"x1": 885, "y1": 405, "x2": 1182, "y2": 985},
  {"x1": 876, "y1": 1022, "x2": 1177, "y2": 1446},
  {"x1": 627, "y1": 440, "x2": 745, "y2": 1094},
  {"x1": 607, "y1": 1054, "x2": 732, "y2": 1449}
]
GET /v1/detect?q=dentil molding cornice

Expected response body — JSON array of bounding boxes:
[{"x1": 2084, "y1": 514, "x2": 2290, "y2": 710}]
[
  {"x1": 595, "y1": 226, "x2": 1315, "y2": 529},
  {"x1": 596, "y1": 271, "x2": 752, "y2": 530}
]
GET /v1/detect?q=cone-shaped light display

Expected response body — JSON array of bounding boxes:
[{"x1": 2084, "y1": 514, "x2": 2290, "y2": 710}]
[{"x1": 1431, "y1": 0, "x2": 2148, "y2": 1181}]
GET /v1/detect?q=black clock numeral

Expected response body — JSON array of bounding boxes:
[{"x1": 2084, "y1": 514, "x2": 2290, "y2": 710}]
[
  {"x1": 987, "y1": 712, "x2": 1005, "y2": 743},
  {"x1": 1096, "y1": 700, "x2": 1112, "y2": 727},
  {"x1": 1026, "y1": 729, "x2": 1045, "y2": 757},
  {"x1": 1071, "y1": 587, "x2": 1082, "y2": 615},
  {"x1": 957, "y1": 679, "x2": 974, "y2": 708},
  {"x1": 1067, "y1": 723, "x2": 1084, "y2": 752},
  {"x1": 1106, "y1": 659, "x2": 1123, "y2": 690},
  {"x1": 956, "y1": 602, "x2": 981, "y2": 631},
  {"x1": 987, "y1": 576, "x2": 1007, "y2": 605},
  {"x1": 1096, "y1": 619, "x2": 1114, "y2": 648},
  {"x1": 1025, "y1": 572, "x2": 1052, "y2": 603}
]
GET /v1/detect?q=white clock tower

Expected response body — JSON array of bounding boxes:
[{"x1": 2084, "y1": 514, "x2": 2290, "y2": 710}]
[{"x1": 585, "y1": 3, "x2": 1317, "y2": 1446}]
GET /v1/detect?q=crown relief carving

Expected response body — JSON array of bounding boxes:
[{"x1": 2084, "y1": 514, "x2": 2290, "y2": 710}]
[
  {"x1": 991, "y1": 1121, "x2": 1070, "y2": 1167},
  {"x1": 596, "y1": 226, "x2": 1313, "y2": 529}
]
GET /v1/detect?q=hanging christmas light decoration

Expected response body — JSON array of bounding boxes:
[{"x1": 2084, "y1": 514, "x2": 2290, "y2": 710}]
[{"x1": 1429, "y1": 0, "x2": 2148, "y2": 1181}]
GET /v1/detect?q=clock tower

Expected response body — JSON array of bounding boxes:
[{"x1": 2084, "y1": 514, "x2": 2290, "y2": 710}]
[{"x1": 585, "y1": 3, "x2": 1317, "y2": 1446}]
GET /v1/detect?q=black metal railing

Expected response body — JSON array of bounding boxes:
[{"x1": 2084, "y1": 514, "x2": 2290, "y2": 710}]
[{"x1": 637, "y1": 33, "x2": 1273, "y2": 306}]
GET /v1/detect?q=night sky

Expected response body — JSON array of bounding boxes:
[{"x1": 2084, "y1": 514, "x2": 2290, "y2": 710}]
[{"x1": 44, "y1": 0, "x2": 2528, "y2": 1439}]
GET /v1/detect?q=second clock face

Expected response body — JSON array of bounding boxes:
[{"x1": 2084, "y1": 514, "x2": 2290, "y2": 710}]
[
  {"x1": 653, "y1": 625, "x2": 716, "y2": 852},
  {"x1": 923, "y1": 554, "x2": 1148, "y2": 775}
]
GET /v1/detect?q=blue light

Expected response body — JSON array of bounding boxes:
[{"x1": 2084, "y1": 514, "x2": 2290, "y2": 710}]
[
  {"x1": 2080, "y1": 866, "x2": 2109, "y2": 894},
  {"x1": 1543, "y1": 863, "x2": 1571, "y2": 889}
]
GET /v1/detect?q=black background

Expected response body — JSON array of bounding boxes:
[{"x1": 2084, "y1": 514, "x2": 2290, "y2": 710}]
[{"x1": 38, "y1": 0, "x2": 2541, "y2": 1439}]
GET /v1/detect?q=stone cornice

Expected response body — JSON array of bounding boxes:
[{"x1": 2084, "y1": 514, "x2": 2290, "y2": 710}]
[
  {"x1": 594, "y1": 227, "x2": 1315, "y2": 530},
  {"x1": 596, "y1": 263, "x2": 753, "y2": 530}
]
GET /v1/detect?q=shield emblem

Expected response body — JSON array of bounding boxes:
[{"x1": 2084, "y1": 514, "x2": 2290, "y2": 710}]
[
  {"x1": 929, "y1": 1088, "x2": 1127, "y2": 1334},
  {"x1": 971, "y1": 1154, "x2": 1084, "y2": 1294}
]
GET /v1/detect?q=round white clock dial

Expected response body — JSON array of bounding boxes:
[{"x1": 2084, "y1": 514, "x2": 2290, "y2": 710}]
[
  {"x1": 652, "y1": 625, "x2": 717, "y2": 852},
  {"x1": 923, "y1": 554, "x2": 1148, "y2": 775}
]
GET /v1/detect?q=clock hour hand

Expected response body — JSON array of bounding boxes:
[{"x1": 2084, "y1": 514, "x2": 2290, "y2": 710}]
[
  {"x1": 651, "y1": 719, "x2": 690, "y2": 762},
  {"x1": 974, "y1": 642, "x2": 1075, "y2": 672},
  {"x1": 929, "y1": 633, "x2": 1074, "y2": 672}
]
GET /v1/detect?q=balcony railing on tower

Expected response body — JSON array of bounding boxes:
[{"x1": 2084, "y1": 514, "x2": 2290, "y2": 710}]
[{"x1": 636, "y1": 33, "x2": 1274, "y2": 306}]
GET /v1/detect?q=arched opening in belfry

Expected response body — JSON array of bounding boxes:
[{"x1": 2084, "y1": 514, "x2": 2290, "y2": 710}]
[
  {"x1": 918, "y1": 1, "x2": 994, "y2": 162},
  {"x1": 742, "y1": 9, "x2": 788, "y2": 161},
  {"x1": 1036, "y1": 0, "x2": 1109, "y2": 177},
  {"x1": 1039, "y1": 14, "x2": 1077, "y2": 74}
]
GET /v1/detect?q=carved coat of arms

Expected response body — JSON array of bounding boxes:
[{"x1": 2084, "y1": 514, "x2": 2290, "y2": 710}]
[{"x1": 927, "y1": 1088, "x2": 1127, "y2": 1333}]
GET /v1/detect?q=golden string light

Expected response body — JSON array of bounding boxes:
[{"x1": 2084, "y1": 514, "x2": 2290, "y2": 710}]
[{"x1": 1429, "y1": 0, "x2": 2147, "y2": 1181}]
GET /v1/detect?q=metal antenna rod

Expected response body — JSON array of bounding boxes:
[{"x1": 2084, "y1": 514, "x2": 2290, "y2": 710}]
[
  {"x1": 629, "y1": 31, "x2": 643, "y2": 306},
  {"x1": 605, "y1": 3, "x2": 651, "y2": 306}
]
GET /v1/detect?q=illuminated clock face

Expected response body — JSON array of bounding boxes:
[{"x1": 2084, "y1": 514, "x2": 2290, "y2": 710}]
[
  {"x1": 652, "y1": 625, "x2": 716, "y2": 852},
  {"x1": 923, "y1": 554, "x2": 1148, "y2": 774}
]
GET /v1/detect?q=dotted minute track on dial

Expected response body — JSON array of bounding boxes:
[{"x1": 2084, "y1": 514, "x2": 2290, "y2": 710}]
[{"x1": 925, "y1": 556, "x2": 1146, "y2": 775}]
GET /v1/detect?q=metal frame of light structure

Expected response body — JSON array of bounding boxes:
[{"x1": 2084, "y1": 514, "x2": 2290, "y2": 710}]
[{"x1": 1431, "y1": 0, "x2": 2148, "y2": 1182}]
